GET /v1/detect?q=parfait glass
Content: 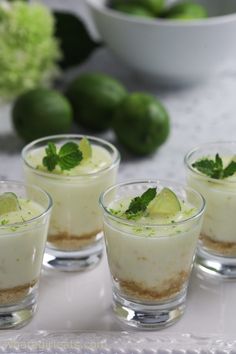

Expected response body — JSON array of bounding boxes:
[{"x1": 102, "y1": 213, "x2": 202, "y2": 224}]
[
  {"x1": 185, "y1": 142, "x2": 236, "y2": 278},
  {"x1": 0, "y1": 180, "x2": 52, "y2": 328},
  {"x1": 22, "y1": 135, "x2": 120, "y2": 271},
  {"x1": 100, "y1": 180, "x2": 205, "y2": 329}
]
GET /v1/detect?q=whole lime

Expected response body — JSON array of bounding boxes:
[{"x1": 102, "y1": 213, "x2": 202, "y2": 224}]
[
  {"x1": 113, "y1": 93, "x2": 170, "y2": 155},
  {"x1": 165, "y1": 2, "x2": 207, "y2": 19},
  {"x1": 134, "y1": 0, "x2": 165, "y2": 15},
  {"x1": 12, "y1": 88, "x2": 72, "y2": 142},
  {"x1": 110, "y1": 0, "x2": 165, "y2": 15},
  {"x1": 67, "y1": 73, "x2": 127, "y2": 132},
  {"x1": 112, "y1": 3, "x2": 155, "y2": 18}
]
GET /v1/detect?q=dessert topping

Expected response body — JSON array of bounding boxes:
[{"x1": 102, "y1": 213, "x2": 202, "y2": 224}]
[
  {"x1": 147, "y1": 188, "x2": 181, "y2": 216},
  {"x1": 124, "y1": 187, "x2": 181, "y2": 219},
  {"x1": 0, "y1": 192, "x2": 20, "y2": 216},
  {"x1": 192, "y1": 154, "x2": 236, "y2": 179},
  {"x1": 125, "y1": 187, "x2": 156, "y2": 217},
  {"x1": 42, "y1": 138, "x2": 91, "y2": 171}
]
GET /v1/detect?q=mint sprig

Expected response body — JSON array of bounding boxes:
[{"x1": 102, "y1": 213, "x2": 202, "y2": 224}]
[
  {"x1": 125, "y1": 188, "x2": 157, "y2": 216},
  {"x1": 43, "y1": 143, "x2": 59, "y2": 172},
  {"x1": 192, "y1": 154, "x2": 236, "y2": 179},
  {"x1": 43, "y1": 142, "x2": 83, "y2": 171},
  {"x1": 222, "y1": 160, "x2": 236, "y2": 178}
]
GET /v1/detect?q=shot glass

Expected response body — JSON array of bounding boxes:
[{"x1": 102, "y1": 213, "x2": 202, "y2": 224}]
[
  {"x1": 100, "y1": 180, "x2": 205, "y2": 329},
  {"x1": 22, "y1": 135, "x2": 120, "y2": 271},
  {"x1": 185, "y1": 142, "x2": 236, "y2": 278},
  {"x1": 0, "y1": 181, "x2": 52, "y2": 329}
]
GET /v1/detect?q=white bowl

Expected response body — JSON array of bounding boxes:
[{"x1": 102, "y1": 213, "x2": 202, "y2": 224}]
[{"x1": 86, "y1": 0, "x2": 236, "y2": 84}]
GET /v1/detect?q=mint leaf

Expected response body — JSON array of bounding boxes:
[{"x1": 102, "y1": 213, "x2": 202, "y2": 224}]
[
  {"x1": 125, "y1": 188, "x2": 157, "y2": 216},
  {"x1": 43, "y1": 142, "x2": 59, "y2": 171},
  {"x1": 46, "y1": 142, "x2": 57, "y2": 156},
  {"x1": 43, "y1": 155, "x2": 59, "y2": 171},
  {"x1": 215, "y1": 153, "x2": 223, "y2": 169},
  {"x1": 58, "y1": 142, "x2": 83, "y2": 170},
  {"x1": 192, "y1": 158, "x2": 216, "y2": 178},
  {"x1": 42, "y1": 142, "x2": 59, "y2": 171},
  {"x1": 192, "y1": 154, "x2": 236, "y2": 180},
  {"x1": 223, "y1": 160, "x2": 236, "y2": 178},
  {"x1": 211, "y1": 153, "x2": 224, "y2": 179},
  {"x1": 42, "y1": 141, "x2": 83, "y2": 171}
]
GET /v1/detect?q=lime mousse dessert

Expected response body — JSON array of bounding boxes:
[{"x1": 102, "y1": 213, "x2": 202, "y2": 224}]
[
  {"x1": 0, "y1": 181, "x2": 52, "y2": 329},
  {"x1": 186, "y1": 144, "x2": 236, "y2": 255},
  {"x1": 0, "y1": 194, "x2": 46, "y2": 303},
  {"x1": 22, "y1": 135, "x2": 120, "y2": 271},
  {"x1": 100, "y1": 180, "x2": 205, "y2": 328},
  {"x1": 185, "y1": 142, "x2": 236, "y2": 278}
]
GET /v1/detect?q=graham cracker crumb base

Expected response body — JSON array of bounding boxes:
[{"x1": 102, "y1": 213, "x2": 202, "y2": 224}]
[
  {"x1": 0, "y1": 279, "x2": 37, "y2": 305},
  {"x1": 48, "y1": 229, "x2": 102, "y2": 251},
  {"x1": 200, "y1": 234, "x2": 236, "y2": 256},
  {"x1": 117, "y1": 271, "x2": 188, "y2": 301}
]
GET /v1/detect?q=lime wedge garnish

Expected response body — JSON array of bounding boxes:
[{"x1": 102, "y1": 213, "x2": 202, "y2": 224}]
[
  {"x1": 79, "y1": 137, "x2": 92, "y2": 160},
  {"x1": 0, "y1": 192, "x2": 20, "y2": 216},
  {"x1": 147, "y1": 188, "x2": 181, "y2": 216}
]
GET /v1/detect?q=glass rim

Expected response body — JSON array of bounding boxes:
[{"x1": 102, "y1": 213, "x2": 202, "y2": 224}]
[
  {"x1": 22, "y1": 134, "x2": 120, "y2": 179},
  {"x1": 0, "y1": 180, "x2": 52, "y2": 230},
  {"x1": 184, "y1": 141, "x2": 236, "y2": 185},
  {"x1": 99, "y1": 179, "x2": 206, "y2": 228}
]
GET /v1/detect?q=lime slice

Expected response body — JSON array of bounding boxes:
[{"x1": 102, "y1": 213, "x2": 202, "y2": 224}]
[
  {"x1": 0, "y1": 192, "x2": 20, "y2": 216},
  {"x1": 147, "y1": 188, "x2": 181, "y2": 216},
  {"x1": 79, "y1": 137, "x2": 92, "y2": 160}
]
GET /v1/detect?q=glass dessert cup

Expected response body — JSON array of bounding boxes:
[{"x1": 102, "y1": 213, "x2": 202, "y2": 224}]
[
  {"x1": 0, "y1": 180, "x2": 52, "y2": 329},
  {"x1": 185, "y1": 142, "x2": 236, "y2": 278},
  {"x1": 22, "y1": 135, "x2": 120, "y2": 272},
  {"x1": 100, "y1": 180, "x2": 205, "y2": 329}
]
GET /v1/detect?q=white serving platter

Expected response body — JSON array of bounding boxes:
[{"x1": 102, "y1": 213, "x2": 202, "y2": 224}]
[
  {"x1": 1, "y1": 39, "x2": 236, "y2": 352},
  {"x1": 0, "y1": 257, "x2": 236, "y2": 353}
]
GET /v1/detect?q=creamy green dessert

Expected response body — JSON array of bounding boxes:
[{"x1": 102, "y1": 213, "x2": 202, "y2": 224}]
[
  {"x1": 108, "y1": 189, "x2": 196, "y2": 235},
  {"x1": 187, "y1": 154, "x2": 236, "y2": 256},
  {"x1": 0, "y1": 193, "x2": 47, "y2": 304},
  {"x1": 0, "y1": 197, "x2": 43, "y2": 227},
  {"x1": 27, "y1": 140, "x2": 112, "y2": 176},
  {"x1": 103, "y1": 187, "x2": 202, "y2": 302},
  {"x1": 24, "y1": 137, "x2": 119, "y2": 251}
]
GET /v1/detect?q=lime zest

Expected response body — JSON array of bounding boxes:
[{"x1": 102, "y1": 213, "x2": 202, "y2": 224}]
[
  {"x1": 0, "y1": 192, "x2": 20, "y2": 216},
  {"x1": 147, "y1": 188, "x2": 181, "y2": 216},
  {"x1": 79, "y1": 137, "x2": 92, "y2": 160}
]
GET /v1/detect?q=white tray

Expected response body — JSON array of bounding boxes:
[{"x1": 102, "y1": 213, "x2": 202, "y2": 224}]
[
  {"x1": 1, "y1": 331, "x2": 236, "y2": 353},
  {"x1": 0, "y1": 258, "x2": 236, "y2": 352},
  {"x1": 1, "y1": 37, "x2": 236, "y2": 351}
]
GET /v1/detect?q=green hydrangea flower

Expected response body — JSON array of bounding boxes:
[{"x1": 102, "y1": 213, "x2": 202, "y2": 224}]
[{"x1": 0, "y1": 1, "x2": 61, "y2": 100}]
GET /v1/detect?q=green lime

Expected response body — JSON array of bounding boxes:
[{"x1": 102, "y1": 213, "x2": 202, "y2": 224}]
[
  {"x1": 134, "y1": 0, "x2": 165, "y2": 15},
  {"x1": 12, "y1": 88, "x2": 73, "y2": 143},
  {"x1": 110, "y1": 0, "x2": 165, "y2": 15},
  {"x1": 165, "y1": 2, "x2": 208, "y2": 20},
  {"x1": 113, "y1": 93, "x2": 170, "y2": 155},
  {"x1": 79, "y1": 137, "x2": 92, "y2": 160},
  {"x1": 67, "y1": 73, "x2": 127, "y2": 132},
  {"x1": 112, "y1": 3, "x2": 155, "y2": 17},
  {"x1": 0, "y1": 193, "x2": 20, "y2": 216},
  {"x1": 147, "y1": 188, "x2": 181, "y2": 216}
]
